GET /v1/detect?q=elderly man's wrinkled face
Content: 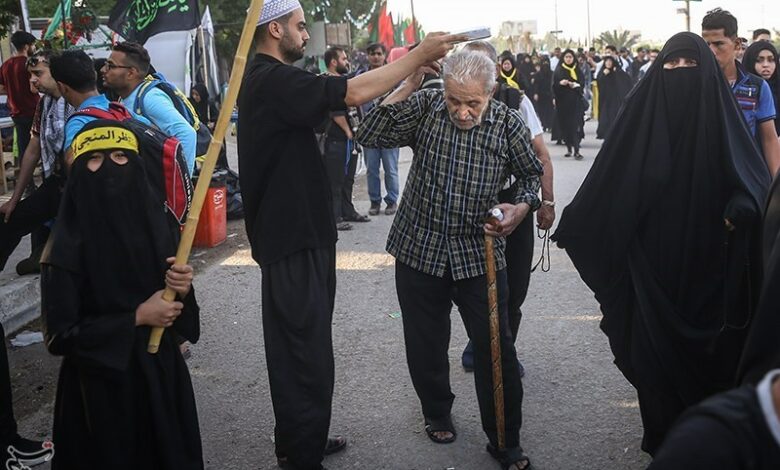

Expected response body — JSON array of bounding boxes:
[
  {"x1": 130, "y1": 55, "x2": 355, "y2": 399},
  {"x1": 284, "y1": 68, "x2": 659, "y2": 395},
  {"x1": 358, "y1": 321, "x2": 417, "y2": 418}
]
[{"x1": 444, "y1": 79, "x2": 491, "y2": 130}]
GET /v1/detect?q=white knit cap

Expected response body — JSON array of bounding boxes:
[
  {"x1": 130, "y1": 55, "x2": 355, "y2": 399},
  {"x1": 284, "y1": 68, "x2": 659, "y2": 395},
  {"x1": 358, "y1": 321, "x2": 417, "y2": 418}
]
[{"x1": 257, "y1": 0, "x2": 302, "y2": 26}]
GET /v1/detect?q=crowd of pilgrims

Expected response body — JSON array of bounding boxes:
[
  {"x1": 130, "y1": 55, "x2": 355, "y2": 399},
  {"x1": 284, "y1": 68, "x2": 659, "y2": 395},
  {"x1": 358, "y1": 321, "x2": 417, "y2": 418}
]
[{"x1": 4, "y1": 6, "x2": 780, "y2": 469}]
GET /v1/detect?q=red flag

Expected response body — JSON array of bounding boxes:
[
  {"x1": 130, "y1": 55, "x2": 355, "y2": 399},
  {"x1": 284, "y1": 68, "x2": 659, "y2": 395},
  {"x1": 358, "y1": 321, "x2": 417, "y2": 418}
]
[{"x1": 377, "y1": 3, "x2": 395, "y2": 49}]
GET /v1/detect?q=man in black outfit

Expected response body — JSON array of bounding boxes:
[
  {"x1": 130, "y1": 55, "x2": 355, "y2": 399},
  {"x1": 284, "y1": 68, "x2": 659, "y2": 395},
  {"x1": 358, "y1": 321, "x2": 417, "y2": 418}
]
[
  {"x1": 238, "y1": 1, "x2": 462, "y2": 468},
  {"x1": 321, "y1": 46, "x2": 368, "y2": 231}
]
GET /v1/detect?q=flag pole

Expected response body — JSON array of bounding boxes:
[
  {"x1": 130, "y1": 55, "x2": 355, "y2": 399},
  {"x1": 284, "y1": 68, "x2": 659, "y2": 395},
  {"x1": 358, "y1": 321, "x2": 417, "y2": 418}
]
[{"x1": 147, "y1": 0, "x2": 266, "y2": 353}]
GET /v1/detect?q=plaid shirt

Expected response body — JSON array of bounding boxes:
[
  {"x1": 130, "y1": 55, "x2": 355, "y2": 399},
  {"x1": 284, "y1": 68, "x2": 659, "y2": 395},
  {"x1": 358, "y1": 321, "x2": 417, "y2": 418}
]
[{"x1": 356, "y1": 89, "x2": 542, "y2": 280}]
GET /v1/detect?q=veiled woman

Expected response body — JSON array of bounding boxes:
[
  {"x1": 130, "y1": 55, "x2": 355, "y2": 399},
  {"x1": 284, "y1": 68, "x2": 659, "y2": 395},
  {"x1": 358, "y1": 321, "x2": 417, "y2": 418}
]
[
  {"x1": 553, "y1": 33, "x2": 770, "y2": 455},
  {"x1": 743, "y1": 41, "x2": 780, "y2": 135},
  {"x1": 553, "y1": 49, "x2": 586, "y2": 159},
  {"x1": 41, "y1": 120, "x2": 203, "y2": 469},
  {"x1": 596, "y1": 56, "x2": 633, "y2": 140}
]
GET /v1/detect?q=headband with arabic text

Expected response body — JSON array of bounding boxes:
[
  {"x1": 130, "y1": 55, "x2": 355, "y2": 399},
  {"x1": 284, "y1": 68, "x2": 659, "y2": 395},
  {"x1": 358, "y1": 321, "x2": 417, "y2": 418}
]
[{"x1": 72, "y1": 126, "x2": 139, "y2": 161}]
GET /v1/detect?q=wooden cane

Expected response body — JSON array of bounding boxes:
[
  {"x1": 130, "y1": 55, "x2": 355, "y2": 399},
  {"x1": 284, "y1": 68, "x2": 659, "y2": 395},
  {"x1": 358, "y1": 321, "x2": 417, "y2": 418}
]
[
  {"x1": 147, "y1": 0, "x2": 266, "y2": 353},
  {"x1": 485, "y1": 208, "x2": 506, "y2": 450}
]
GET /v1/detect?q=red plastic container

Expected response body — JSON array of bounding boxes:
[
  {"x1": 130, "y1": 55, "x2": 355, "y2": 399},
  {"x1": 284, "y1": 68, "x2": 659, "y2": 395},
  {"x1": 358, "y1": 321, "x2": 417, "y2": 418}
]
[{"x1": 193, "y1": 185, "x2": 227, "y2": 248}]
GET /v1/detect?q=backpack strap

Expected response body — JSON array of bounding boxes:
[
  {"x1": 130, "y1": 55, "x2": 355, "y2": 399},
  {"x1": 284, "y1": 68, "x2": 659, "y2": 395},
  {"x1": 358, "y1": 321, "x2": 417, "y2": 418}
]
[
  {"x1": 136, "y1": 73, "x2": 202, "y2": 130},
  {"x1": 744, "y1": 73, "x2": 764, "y2": 103}
]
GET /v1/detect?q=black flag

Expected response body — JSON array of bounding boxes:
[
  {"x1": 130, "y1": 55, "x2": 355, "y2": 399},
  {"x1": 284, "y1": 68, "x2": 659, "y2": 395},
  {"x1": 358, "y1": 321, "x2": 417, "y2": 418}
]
[{"x1": 108, "y1": 0, "x2": 200, "y2": 44}]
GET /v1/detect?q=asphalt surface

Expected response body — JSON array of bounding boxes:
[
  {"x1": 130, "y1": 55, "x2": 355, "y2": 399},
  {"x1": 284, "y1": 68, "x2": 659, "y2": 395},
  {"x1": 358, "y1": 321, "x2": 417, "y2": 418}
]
[{"x1": 11, "y1": 122, "x2": 652, "y2": 469}]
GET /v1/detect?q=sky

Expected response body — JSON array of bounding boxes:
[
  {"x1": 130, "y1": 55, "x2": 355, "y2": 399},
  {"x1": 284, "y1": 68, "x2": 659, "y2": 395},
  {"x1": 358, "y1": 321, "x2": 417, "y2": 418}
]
[{"x1": 385, "y1": 0, "x2": 780, "y2": 44}]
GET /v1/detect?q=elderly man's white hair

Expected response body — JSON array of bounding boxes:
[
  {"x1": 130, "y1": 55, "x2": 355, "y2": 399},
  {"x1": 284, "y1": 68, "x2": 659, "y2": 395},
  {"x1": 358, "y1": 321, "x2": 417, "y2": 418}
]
[{"x1": 441, "y1": 50, "x2": 497, "y2": 96}]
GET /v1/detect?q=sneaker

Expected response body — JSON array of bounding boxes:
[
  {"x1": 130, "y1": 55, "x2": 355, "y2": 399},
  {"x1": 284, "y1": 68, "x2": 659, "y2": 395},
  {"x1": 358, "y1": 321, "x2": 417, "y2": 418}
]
[
  {"x1": 384, "y1": 203, "x2": 398, "y2": 215},
  {"x1": 368, "y1": 202, "x2": 381, "y2": 216},
  {"x1": 2, "y1": 435, "x2": 54, "y2": 468}
]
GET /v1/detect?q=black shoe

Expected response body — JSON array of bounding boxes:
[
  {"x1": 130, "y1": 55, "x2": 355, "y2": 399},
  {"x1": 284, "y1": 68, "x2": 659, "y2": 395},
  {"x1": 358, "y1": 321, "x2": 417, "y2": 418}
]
[
  {"x1": 2, "y1": 435, "x2": 54, "y2": 468},
  {"x1": 461, "y1": 347, "x2": 474, "y2": 372},
  {"x1": 564, "y1": 152, "x2": 572, "y2": 158},
  {"x1": 574, "y1": 153, "x2": 584, "y2": 160},
  {"x1": 15, "y1": 256, "x2": 40, "y2": 275},
  {"x1": 384, "y1": 203, "x2": 397, "y2": 215},
  {"x1": 368, "y1": 202, "x2": 381, "y2": 216}
]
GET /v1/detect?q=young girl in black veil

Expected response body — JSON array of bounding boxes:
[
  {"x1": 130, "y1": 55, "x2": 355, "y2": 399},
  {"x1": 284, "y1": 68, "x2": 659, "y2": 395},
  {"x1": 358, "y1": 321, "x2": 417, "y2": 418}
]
[
  {"x1": 553, "y1": 32, "x2": 770, "y2": 455},
  {"x1": 41, "y1": 120, "x2": 203, "y2": 469},
  {"x1": 743, "y1": 41, "x2": 780, "y2": 136}
]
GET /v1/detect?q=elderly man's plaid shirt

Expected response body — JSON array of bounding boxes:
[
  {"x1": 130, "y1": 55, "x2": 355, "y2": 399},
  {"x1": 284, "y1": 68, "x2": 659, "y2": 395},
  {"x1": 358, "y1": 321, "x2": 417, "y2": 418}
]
[{"x1": 356, "y1": 89, "x2": 542, "y2": 280}]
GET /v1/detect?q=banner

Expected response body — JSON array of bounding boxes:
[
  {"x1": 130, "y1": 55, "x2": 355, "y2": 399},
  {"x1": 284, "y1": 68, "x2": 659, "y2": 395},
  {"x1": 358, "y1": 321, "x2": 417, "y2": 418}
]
[{"x1": 109, "y1": 0, "x2": 200, "y2": 44}]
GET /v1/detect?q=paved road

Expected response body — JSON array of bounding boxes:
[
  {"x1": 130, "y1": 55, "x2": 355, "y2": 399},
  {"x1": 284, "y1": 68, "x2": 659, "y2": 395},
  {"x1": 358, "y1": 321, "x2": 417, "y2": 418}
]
[{"x1": 13, "y1": 122, "x2": 652, "y2": 469}]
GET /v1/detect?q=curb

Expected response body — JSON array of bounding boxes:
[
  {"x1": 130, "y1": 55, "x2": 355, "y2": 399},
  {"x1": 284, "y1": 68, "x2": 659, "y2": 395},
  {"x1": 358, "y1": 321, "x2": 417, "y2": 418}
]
[{"x1": 0, "y1": 274, "x2": 41, "y2": 336}]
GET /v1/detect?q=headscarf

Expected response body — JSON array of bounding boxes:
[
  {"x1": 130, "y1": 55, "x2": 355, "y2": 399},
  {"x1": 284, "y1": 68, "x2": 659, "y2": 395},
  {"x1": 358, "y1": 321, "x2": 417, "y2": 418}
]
[
  {"x1": 499, "y1": 54, "x2": 520, "y2": 90},
  {"x1": 42, "y1": 120, "x2": 198, "y2": 341},
  {"x1": 552, "y1": 33, "x2": 769, "y2": 418},
  {"x1": 742, "y1": 41, "x2": 780, "y2": 134},
  {"x1": 190, "y1": 83, "x2": 210, "y2": 124},
  {"x1": 560, "y1": 49, "x2": 579, "y2": 81}
]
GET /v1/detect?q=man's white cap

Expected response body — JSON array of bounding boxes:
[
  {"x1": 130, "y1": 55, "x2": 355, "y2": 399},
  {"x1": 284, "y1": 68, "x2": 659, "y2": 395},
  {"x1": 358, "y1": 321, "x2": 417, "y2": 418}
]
[{"x1": 257, "y1": 0, "x2": 302, "y2": 26}]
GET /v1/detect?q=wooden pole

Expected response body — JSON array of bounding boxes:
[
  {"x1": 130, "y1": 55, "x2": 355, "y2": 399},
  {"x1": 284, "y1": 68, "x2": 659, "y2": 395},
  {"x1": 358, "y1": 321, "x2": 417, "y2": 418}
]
[
  {"x1": 147, "y1": 0, "x2": 266, "y2": 353},
  {"x1": 485, "y1": 212, "x2": 505, "y2": 450}
]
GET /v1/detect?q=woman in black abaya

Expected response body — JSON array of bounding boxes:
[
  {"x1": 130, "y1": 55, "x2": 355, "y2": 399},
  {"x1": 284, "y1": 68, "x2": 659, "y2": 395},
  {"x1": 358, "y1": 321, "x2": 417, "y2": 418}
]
[
  {"x1": 743, "y1": 41, "x2": 780, "y2": 135},
  {"x1": 41, "y1": 121, "x2": 203, "y2": 469},
  {"x1": 553, "y1": 49, "x2": 586, "y2": 159},
  {"x1": 532, "y1": 59, "x2": 555, "y2": 131},
  {"x1": 552, "y1": 33, "x2": 770, "y2": 455},
  {"x1": 596, "y1": 56, "x2": 633, "y2": 140}
]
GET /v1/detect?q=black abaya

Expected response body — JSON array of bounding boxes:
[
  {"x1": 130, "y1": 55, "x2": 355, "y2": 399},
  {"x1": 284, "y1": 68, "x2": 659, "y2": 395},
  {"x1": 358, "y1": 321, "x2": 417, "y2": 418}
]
[
  {"x1": 532, "y1": 64, "x2": 555, "y2": 131},
  {"x1": 552, "y1": 33, "x2": 770, "y2": 454},
  {"x1": 553, "y1": 52, "x2": 585, "y2": 152},
  {"x1": 742, "y1": 41, "x2": 780, "y2": 136},
  {"x1": 41, "y1": 120, "x2": 203, "y2": 469},
  {"x1": 596, "y1": 58, "x2": 633, "y2": 140}
]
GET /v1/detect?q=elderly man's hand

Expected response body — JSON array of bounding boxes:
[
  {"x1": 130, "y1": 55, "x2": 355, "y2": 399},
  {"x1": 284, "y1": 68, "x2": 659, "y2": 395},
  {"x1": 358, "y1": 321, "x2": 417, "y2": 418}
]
[
  {"x1": 537, "y1": 205, "x2": 555, "y2": 230},
  {"x1": 484, "y1": 203, "x2": 531, "y2": 237}
]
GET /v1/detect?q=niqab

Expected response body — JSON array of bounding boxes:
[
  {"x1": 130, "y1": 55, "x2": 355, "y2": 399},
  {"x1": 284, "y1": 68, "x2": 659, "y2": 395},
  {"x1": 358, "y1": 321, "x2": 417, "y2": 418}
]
[{"x1": 552, "y1": 32, "x2": 770, "y2": 454}]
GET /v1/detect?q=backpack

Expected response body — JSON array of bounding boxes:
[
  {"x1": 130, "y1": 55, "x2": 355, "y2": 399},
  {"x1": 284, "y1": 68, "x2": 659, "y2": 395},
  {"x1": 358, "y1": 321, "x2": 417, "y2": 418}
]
[
  {"x1": 69, "y1": 102, "x2": 193, "y2": 225},
  {"x1": 134, "y1": 72, "x2": 213, "y2": 160}
]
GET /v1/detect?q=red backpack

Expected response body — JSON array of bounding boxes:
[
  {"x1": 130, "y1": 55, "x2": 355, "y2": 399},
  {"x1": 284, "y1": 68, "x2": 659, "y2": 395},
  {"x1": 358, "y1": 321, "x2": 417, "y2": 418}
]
[{"x1": 69, "y1": 102, "x2": 193, "y2": 225}]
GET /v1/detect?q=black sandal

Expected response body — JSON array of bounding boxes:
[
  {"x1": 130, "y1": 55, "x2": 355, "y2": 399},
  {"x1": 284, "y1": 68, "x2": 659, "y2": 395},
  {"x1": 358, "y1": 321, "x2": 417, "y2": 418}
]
[
  {"x1": 424, "y1": 415, "x2": 457, "y2": 444},
  {"x1": 486, "y1": 443, "x2": 532, "y2": 470}
]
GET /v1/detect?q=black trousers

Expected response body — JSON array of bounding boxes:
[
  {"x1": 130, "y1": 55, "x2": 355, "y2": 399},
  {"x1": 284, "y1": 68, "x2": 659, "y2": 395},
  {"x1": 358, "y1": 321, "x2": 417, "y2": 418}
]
[
  {"x1": 0, "y1": 322, "x2": 17, "y2": 444},
  {"x1": 340, "y1": 144, "x2": 359, "y2": 219},
  {"x1": 395, "y1": 261, "x2": 524, "y2": 449},
  {"x1": 499, "y1": 189, "x2": 535, "y2": 339},
  {"x1": 261, "y1": 246, "x2": 336, "y2": 470},
  {"x1": 323, "y1": 139, "x2": 346, "y2": 221},
  {"x1": 0, "y1": 176, "x2": 61, "y2": 270}
]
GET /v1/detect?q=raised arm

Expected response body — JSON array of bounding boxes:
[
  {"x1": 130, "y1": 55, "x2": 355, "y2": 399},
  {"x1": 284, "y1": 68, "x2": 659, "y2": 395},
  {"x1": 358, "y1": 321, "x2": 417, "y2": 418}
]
[{"x1": 344, "y1": 32, "x2": 466, "y2": 106}]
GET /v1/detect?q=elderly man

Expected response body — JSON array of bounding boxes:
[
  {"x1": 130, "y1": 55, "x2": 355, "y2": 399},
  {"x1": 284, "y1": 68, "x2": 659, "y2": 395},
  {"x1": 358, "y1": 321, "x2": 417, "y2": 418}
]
[{"x1": 356, "y1": 51, "x2": 542, "y2": 470}]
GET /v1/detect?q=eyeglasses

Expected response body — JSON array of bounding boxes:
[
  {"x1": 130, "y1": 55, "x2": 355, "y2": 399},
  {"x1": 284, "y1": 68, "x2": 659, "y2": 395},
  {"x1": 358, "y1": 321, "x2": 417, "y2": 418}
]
[
  {"x1": 25, "y1": 56, "x2": 48, "y2": 68},
  {"x1": 103, "y1": 62, "x2": 134, "y2": 71}
]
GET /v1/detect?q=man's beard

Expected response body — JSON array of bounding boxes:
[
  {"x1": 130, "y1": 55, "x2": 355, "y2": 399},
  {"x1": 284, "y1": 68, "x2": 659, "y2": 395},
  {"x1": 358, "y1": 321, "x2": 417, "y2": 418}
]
[
  {"x1": 280, "y1": 32, "x2": 306, "y2": 63},
  {"x1": 336, "y1": 64, "x2": 349, "y2": 75}
]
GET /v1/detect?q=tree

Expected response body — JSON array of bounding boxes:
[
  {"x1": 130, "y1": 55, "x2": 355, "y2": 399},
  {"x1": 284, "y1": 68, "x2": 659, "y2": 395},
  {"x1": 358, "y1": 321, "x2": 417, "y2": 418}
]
[
  {"x1": 0, "y1": 0, "x2": 20, "y2": 38},
  {"x1": 595, "y1": 30, "x2": 641, "y2": 50}
]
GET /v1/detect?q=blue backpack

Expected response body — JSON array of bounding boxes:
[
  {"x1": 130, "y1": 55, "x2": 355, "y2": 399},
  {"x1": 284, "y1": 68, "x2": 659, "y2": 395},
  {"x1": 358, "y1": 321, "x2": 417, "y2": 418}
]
[{"x1": 135, "y1": 72, "x2": 212, "y2": 160}]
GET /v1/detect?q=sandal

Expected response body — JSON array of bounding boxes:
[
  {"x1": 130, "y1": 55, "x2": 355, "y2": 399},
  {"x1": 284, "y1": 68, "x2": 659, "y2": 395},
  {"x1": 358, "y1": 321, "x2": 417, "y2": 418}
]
[
  {"x1": 343, "y1": 214, "x2": 370, "y2": 222},
  {"x1": 424, "y1": 415, "x2": 457, "y2": 444},
  {"x1": 276, "y1": 437, "x2": 347, "y2": 467},
  {"x1": 486, "y1": 443, "x2": 532, "y2": 470}
]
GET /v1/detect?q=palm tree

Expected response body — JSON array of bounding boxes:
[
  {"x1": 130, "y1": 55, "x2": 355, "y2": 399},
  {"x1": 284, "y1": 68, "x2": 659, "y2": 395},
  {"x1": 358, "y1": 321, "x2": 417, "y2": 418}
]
[{"x1": 595, "y1": 30, "x2": 641, "y2": 50}]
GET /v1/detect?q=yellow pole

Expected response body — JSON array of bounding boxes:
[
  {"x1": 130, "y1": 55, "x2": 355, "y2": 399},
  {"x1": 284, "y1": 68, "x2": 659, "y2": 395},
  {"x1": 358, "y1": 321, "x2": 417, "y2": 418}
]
[{"x1": 147, "y1": 0, "x2": 266, "y2": 353}]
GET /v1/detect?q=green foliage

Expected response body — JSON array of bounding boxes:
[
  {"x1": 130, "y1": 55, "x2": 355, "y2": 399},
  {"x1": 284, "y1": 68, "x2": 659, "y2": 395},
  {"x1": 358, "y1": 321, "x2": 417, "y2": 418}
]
[
  {"x1": 27, "y1": 0, "x2": 116, "y2": 18},
  {"x1": 0, "y1": 0, "x2": 21, "y2": 39}
]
